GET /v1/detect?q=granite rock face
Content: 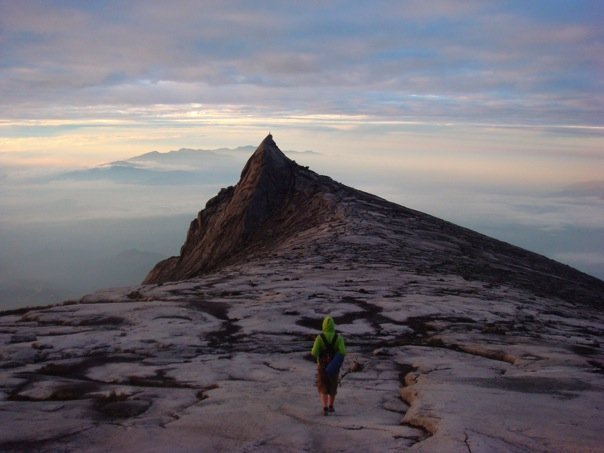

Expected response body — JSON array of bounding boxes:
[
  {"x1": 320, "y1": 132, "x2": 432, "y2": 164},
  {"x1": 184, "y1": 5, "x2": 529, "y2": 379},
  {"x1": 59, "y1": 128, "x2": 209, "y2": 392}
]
[
  {"x1": 1, "y1": 135, "x2": 603, "y2": 452},
  {"x1": 144, "y1": 134, "x2": 341, "y2": 284},
  {"x1": 145, "y1": 135, "x2": 604, "y2": 307}
]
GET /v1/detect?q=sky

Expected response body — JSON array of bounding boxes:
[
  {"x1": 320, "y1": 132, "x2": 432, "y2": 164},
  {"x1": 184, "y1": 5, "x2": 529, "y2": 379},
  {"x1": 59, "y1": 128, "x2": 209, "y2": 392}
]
[
  {"x1": 0, "y1": 1, "x2": 603, "y2": 307},
  {"x1": 1, "y1": 1, "x2": 602, "y2": 166}
]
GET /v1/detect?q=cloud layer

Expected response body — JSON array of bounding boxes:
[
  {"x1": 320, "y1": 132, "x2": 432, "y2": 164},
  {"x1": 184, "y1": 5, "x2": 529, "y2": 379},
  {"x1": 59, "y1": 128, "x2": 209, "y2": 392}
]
[
  {"x1": 1, "y1": 1, "x2": 603, "y2": 297},
  {"x1": 1, "y1": 1, "x2": 602, "y2": 126}
]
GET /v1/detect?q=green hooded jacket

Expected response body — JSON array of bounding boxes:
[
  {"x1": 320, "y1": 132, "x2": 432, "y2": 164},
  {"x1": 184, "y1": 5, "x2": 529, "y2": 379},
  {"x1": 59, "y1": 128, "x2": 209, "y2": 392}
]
[{"x1": 311, "y1": 316, "x2": 346, "y2": 363}]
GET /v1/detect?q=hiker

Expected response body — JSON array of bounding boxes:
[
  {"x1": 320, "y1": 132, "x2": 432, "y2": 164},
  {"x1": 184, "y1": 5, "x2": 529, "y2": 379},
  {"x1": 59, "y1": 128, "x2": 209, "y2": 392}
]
[{"x1": 311, "y1": 315, "x2": 346, "y2": 416}]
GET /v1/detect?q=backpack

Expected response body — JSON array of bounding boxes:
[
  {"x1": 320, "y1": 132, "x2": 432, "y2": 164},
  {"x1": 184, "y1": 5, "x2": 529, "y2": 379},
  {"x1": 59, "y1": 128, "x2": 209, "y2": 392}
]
[
  {"x1": 319, "y1": 333, "x2": 338, "y2": 367},
  {"x1": 320, "y1": 333, "x2": 344, "y2": 377}
]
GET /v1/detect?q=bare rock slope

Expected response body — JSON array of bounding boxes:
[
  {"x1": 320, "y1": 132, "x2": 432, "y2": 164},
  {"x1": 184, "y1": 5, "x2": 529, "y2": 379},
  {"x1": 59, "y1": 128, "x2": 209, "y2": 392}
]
[
  {"x1": 146, "y1": 134, "x2": 603, "y2": 306},
  {"x1": 1, "y1": 135, "x2": 603, "y2": 452}
]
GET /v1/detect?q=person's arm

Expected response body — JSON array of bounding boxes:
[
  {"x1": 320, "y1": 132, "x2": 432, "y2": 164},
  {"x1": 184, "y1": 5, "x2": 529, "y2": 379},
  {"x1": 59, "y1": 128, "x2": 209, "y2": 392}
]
[
  {"x1": 336, "y1": 335, "x2": 346, "y2": 356},
  {"x1": 311, "y1": 336, "x2": 323, "y2": 361}
]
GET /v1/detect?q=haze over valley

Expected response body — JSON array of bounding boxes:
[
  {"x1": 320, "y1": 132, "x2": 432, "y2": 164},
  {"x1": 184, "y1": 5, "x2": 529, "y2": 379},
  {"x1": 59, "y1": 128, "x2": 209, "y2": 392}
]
[{"x1": 1, "y1": 142, "x2": 603, "y2": 309}]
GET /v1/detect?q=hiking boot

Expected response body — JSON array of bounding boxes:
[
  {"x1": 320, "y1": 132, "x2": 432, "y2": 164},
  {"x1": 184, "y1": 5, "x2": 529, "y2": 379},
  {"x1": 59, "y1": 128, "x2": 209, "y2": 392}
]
[
  {"x1": 323, "y1": 407, "x2": 329, "y2": 416},
  {"x1": 328, "y1": 406, "x2": 335, "y2": 413}
]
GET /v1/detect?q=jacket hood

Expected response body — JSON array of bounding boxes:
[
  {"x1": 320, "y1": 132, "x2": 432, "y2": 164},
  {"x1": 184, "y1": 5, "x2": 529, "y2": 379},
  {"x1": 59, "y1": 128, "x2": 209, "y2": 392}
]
[{"x1": 322, "y1": 316, "x2": 335, "y2": 335}]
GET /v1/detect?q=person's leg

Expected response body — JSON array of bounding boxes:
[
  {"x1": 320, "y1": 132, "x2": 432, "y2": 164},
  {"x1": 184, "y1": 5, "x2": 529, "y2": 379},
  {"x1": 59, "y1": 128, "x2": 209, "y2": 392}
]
[
  {"x1": 321, "y1": 393, "x2": 329, "y2": 415},
  {"x1": 321, "y1": 393, "x2": 329, "y2": 407},
  {"x1": 328, "y1": 373, "x2": 338, "y2": 411},
  {"x1": 328, "y1": 394, "x2": 335, "y2": 411}
]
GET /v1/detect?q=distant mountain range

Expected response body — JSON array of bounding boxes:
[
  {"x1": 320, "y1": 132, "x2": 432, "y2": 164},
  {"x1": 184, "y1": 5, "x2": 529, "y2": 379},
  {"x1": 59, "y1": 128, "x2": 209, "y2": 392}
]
[{"x1": 54, "y1": 146, "x2": 318, "y2": 185}]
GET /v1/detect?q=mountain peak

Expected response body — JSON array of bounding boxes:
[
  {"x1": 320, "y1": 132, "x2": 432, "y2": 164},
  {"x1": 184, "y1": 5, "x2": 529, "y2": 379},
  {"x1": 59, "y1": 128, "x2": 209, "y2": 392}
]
[
  {"x1": 144, "y1": 136, "x2": 603, "y2": 307},
  {"x1": 239, "y1": 133, "x2": 292, "y2": 188},
  {"x1": 144, "y1": 135, "x2": 329, "y2": 284}
]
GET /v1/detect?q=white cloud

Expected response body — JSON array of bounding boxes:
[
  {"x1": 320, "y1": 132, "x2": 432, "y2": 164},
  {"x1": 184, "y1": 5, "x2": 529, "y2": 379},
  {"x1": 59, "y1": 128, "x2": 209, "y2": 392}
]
[{"x1": 1, "y1": 0, "x2": 602, "y2": 128}]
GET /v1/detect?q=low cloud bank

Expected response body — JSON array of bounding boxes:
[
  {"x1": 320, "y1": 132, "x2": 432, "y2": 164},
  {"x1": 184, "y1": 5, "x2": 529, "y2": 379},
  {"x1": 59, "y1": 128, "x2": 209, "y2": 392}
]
[{"x1": 1, "y1": 146, "x2": 602, "y2": 310}]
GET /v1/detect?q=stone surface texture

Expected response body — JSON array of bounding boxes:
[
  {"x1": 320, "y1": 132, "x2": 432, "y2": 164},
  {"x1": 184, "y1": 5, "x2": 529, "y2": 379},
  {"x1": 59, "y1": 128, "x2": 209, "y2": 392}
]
[{"x1": 1, "y1": 136, "x2": 603, "y2": 452}]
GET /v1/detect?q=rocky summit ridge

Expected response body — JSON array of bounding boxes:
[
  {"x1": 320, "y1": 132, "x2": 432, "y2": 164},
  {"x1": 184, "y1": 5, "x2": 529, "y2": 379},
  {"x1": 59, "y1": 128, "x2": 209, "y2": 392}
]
[
  {"x1": 1, "y1": 135, "x2": 603, "y2": 452},
  {"x1": 144, "y1": 134, "x2": 340, "y2": 283},
  {"x1": 146, "y1": 134, "x2": 604, "y2": 306}
]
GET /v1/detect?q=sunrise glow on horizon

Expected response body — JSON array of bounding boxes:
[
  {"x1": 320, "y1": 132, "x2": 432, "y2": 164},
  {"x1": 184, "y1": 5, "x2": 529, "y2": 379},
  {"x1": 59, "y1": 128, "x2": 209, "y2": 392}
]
[{"x1": 1, "y1": 1, "x2": 602, "y2": 179}]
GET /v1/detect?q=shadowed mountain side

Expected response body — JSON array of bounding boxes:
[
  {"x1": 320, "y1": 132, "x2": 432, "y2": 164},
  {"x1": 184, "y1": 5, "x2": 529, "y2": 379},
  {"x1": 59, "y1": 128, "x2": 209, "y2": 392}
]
[
  {"x1": 144, "y1": 135, "x2": 604, "y2": 306},
  {"x1": 144, "y1": 134, "x2": 340, "y2": 283}
]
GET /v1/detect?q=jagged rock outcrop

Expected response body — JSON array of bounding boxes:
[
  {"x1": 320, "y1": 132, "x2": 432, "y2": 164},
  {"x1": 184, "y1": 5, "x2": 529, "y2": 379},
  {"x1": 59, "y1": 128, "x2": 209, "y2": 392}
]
[
  {"x1": 145, "y1": 135, "x2": 604, "y2": 306},
  {"x1": 144, "y1": 134, "x2": 343, "y2": 283}
]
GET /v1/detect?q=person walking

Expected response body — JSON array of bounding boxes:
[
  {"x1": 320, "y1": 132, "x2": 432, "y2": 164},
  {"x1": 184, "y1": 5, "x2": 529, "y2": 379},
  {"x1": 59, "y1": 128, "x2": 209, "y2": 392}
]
[{"x1": 311, "y1": 316, "x2": 346, "y2": 416}]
